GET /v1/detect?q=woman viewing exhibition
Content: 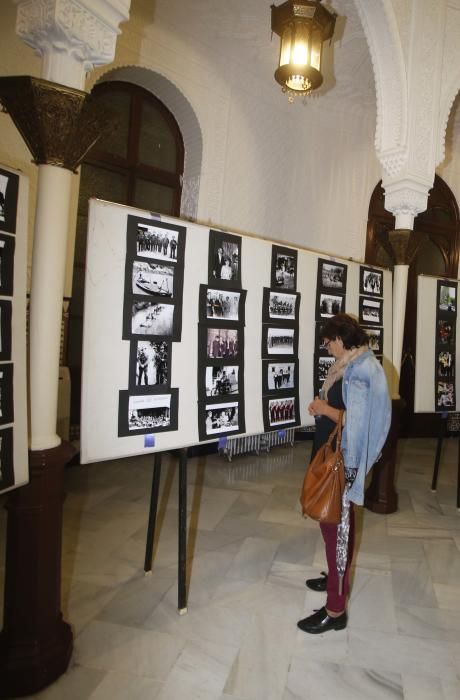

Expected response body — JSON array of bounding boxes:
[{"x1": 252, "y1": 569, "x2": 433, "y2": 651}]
[{"x1": 298, "y1": 313, "x2": 391, "y2": 634}]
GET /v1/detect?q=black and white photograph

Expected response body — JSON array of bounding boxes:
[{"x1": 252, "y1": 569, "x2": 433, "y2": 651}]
[
  {"x1": 263, "y1": 288, "x2": 299, "y2": 323},
  {"x1": 131, "y1": 300, "x2": 174, "y2": 336},
  {"x1": 266, "y1": 362, "x2": 296, "y2": 391},
  {"x1": 130, "y1": 340, "x2": 169, "y2": 387},
  {"x1": 205, "y1": 365, "x2": 239, "y2": 397},
  {"x1": 318, "y1": 258, "x2": 347, "y2": 292},
  {"x1": 268, "y1": 397, "x2": 296, "y2": 426},
  {"x1": 128, "y1": 394, "x2": 172, "y2": 431},
  {"x1": 437, "y1": 349, "x2": 454, "y2": 378},
  {"x1": 436, "y1": 381, "x2": 455, "y2": 410},
  {"x1": 136, "y1": 223, "x2": 179, "y2": 263},
  {"x1": 360, "y1": 266, "x2": 383, "y2": 297},
  {"x1": 204, "y1": 401, "x2": 239, "y2": 435},
  {"x1": 201, "y1": 286, "x2": 246, "y2": 323},
  {"x1": 0, "y1": 427, "x2": 14, "y2": 490},
  {"x1": 0, "y1": 363, "x2": 13, "y2": 426},
  {"x1": 438, "y1": 282, "x2": 457, "y2": 314},
  {"x1": 0, "y1": 300, "x2": 12, "y2": 362},
  {"x1": 208, "y1": 230, "x2": 241, "y2": 288},
  {"x1": 317, "y1": 356, "x2": 335, "y2": 383},
  {"x1": 206, "y1": 327, "x2": 239, "y2": 359},
  {"x1": 265, "y1": 326, "x2": 296, "y2": 356},
  {"x1": 0, "y1": 168, "x2": 19, "y2": 235},
  {"x1": 131, "y1": 260, "x2": 174, "y2": 298},
  {"x1": 437, "y1": 319, "x2": 455, "y2": 345},
  {"x1": 318, "y1": 292, "x2": 345, "y2": 318},
  {"x1": 271, "y1": 245, "x2": 297, "y2": 291},
  {"x1": 0, "y1": 233, "x2": 15, "y2": 296},
  {"x1": 314, "y1": 322, "x2": 329, "y2": 353},
  {"x1": 363, "y1": 326, "x2": 384, "y2": 354},
  {"x1": 359, "y1": 297, "x2": 382, "y2": 326}
]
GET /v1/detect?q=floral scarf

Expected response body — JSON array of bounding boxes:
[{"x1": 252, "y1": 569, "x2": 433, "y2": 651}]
[{"x1": 322, "y1": 345, "x2": 368, "y2": 399}]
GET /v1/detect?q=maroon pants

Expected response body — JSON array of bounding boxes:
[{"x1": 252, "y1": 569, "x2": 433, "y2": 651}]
[{"x1": 319, "y1": 505, "x2": 355, "y2": 613}]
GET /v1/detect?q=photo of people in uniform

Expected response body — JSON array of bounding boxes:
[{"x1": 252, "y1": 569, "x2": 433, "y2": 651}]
[
  {"x1": 437, "y1": 350, "x2": 454, "y2": 378},
  {"x1": 318, "y1": 356, "x2": 335, "y2": 383},
  {"x1": 318, "y1": 293, "x2": 344, "y2": 318},
  {"x1": 268, "y1": 292, "x2": 296, "y2": 320},
  {"x1": 205, "y1": 365, "x2": 239, "y2": 397},
  {"x1": 204, "y1": 402, "x2": 239, "y2": 435},
  {"x1": 206, "y1": 289, "x2": 240, "y2": 320},
  {"x1": 267, "y1": 327, "x2": 295, "y2": 355},
  {"x1": 134, "y1": 341, "x2": 169, "y2": 386},
  {"x1": 128, "y1": 394, "x2": 171, "y2": 430},
  {"x1": 274, "y1": 252, "x2": 296, "y2": 290},
  {"x1": 320, "y1": 261, "x2": 347, "y2": 291},
  {"x1": 436, "y1": 381, "x2": 455, "y2": 409},
  {"x1": 132, "y1": 261, "x2": 174, "y2": 298},
  {"x1": 438, "y1": 284, "x2": 457, "y2": 313},
  {"x1": 267, "y1": 362, "x2": 295, "y2": 390},
  {"x1": 268, "y1": 397, "x2": 296, "y2": 426},
  {"x1": 361, "y1": 268, "x2": 383, "y2": 296},
  {"x1": 136, "y1": 224, "x2": 179, "y2": 263},
  {"x1": 131, "y1": 301, "x2": 174, "y2": 336},
  {"x1": 360, "y1": 297, "x2": 382, "y2": 325},
  {"x1": 206, "y1": 328, "x2": 239, "y2": 359}
]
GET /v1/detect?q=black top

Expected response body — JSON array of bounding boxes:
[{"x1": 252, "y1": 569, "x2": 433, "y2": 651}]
[{"x1": 311, "y1": 379, "x2": 345, "y2": 461}]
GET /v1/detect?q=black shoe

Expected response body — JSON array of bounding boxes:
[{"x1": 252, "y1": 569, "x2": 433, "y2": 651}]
[
  {"x1": 297, "y1": 606, "x2": 347, "y2": 634},
  {"x1": 305, "y1": 571, "x2": 328, "y2": 592}
]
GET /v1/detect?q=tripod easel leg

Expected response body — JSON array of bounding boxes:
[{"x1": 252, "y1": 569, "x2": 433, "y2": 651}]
[
  {"x1": 178, "y1": 448, "x2": 188, "y2": 614},
  {"x1": 144, "y1": 452, "x2": 162, "y2": 573}
]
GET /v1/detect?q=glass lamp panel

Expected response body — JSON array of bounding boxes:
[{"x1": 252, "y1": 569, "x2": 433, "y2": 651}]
[
  {"x1": 133, "y1": 178, "x2": 175, "y2": 215},
  {"x1": 291, "y1": 22, "x2": 310, "y2": 66},
  {"x1": 93, "y1": 89, "x2": 131, "y2": 159},
  {"x1": 311, "y1": 28, "x2": 322, "y2": 71},
  {"x1": 280, "y1": 26, "x2": 292, "y2": 66},
  {"x1": 138, "y1": 102, "x2": 177, "y2": 172}
]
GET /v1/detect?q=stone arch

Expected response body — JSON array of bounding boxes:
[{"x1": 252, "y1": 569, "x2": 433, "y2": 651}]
[
  {"x1": 89, "y1": 65, "x2": 203, "y2": 220},
  {"x1": 353, "y1": 0, "x2": 408, "y2": 178}
]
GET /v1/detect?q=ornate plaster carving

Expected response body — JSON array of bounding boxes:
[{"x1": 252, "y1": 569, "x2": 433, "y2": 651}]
[
  {"x1": 180, "y1": 174, "x2": 200, "y2": 221},
  {"x1": 383, "y1": 178, "x2": 431, "y2": 229},
  {"x1": 15, "y1": 0, "x2": 130, "y2": 71},
  {"x1": 436, "y1": 3, "x2": 460, "y2": 166}
]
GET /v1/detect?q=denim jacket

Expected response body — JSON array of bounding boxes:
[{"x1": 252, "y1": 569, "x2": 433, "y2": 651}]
[{"x1": 341, "y1": 349, "x2": 391, "y2": 505}]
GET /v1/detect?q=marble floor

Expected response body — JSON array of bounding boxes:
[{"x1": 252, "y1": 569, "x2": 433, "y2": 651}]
[{"x1": 1, "y1": 437, "x2": 460, "y2": 699}]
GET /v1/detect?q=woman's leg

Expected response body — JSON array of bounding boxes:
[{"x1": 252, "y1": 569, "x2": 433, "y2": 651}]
[{"x1": 319, "y1": 505, "x2": 355, "y2": 614}]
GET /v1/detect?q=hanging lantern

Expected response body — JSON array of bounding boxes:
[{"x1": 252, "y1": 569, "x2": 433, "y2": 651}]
[{"x1": 271, "y1": 1, "x2": 337, "y2": 101}]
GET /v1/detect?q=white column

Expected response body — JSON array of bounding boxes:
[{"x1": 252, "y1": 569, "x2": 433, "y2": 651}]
[{"x1": 391, "y1": 264, "x2": 409, "y2": 398}]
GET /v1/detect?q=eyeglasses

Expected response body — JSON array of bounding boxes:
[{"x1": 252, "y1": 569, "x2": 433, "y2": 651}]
[{"x1": 323, "y1": 339, "x2": 332, "y2": 349}]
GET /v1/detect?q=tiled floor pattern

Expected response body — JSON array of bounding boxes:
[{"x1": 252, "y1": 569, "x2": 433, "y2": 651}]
[{"x1": 1, "y1": 437, "x2": 460, "y2": 699}]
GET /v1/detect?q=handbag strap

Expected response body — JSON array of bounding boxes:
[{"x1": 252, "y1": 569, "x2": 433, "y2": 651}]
[{"x1": 325, "y1": 409, "x2": 344, "y2": 448}]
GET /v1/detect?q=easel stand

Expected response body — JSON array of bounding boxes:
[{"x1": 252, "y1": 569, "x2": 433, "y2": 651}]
[
  {"x1": 144, "y1": 447, "x2": 188, "y2": 614},
  {"x1": 431, "y1": 412, "x2": 460, "y2": 510}
]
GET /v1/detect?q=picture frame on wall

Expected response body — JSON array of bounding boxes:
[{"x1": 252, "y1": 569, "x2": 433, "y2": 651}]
[
  {"x1": 436, "y1": 349, "x2": 454, "y2": 378},
  {"x1": 129, "y1": 339, "x2": 170, "y2": 389},
  {"x1": 363, "y1": 326, "x2": 384, "y2": 355},
  {"x1": 0, "y1": 300, "x2": 12, "y2": 362},
  {"x1": 0, "y1": 363, "x2": 14, "y2": 426},
  {"x1": 314, "y1": 321, "x2": 329, "y2": 354},
  {"x1": 262, "y1": 325, "x2": 297, "y2": 358},
  {"x1": 208, "y1": 230, "x2": 242, "y2": 289},
  {"x1": 0, "y1": 233, "x2": 15, "y2": 296},
  {"x1": 199, "y1": 285, "x2": 246, "y2": 325},
  {"x1": 262, "y1": 359, "x2": 297, "y2": 393},
  {"x1": 118, "y1": 388, "x2": 179, "y2": 436},
  {"x1": 262, "y1": 288, "x2": 300, "y2": 324},
  {"x1": 200, "y1": 325, "x2": 242, "y2": 361},
  {"x1": 262, "y1": 394, "x2": 299, "y2": 431},
  {"x1": 437, "y1": 280, "x2": 457, "y2": 316},
  {"x1": 317, "y1": 258, "x2": 347, "y2": 293},
  {"x1": 359, "y1": 297, "x2": 382, "y2": 326},
  {"x1": 132, "y1": 222, "x2": 182, "y2": 265},
  {"x1": 360, "y1": 266, "x2": 383, "y2": 297},
  {"x1": 317, "y1": 291, "x2": 345, "y2": 319},
  {"x1": 0, "y1": 427, "x2": 14, "y2": 490},
  {"x1": 126, "y1": 299, "x2": 177, "y2": 339},
  {"x1": 437, "y1": 318, "x2": 455, "y2": 346},
  {"x1": 129, "y1": 259, "x2": 175, "y2": 299},
  {"x1": 0, "y1": 167, "x2": 19, "y2": 235},
  {"x1": 435, "y1": 380, "x2": 455, "y2": 411},
  {"x1": 271, "y1": 245, "x2": 297, "y2": 291},
  {"x1": 198, "y1": 399, "x2": 245, "y2": 441},
  {"x1": 203, "y1": 364, "x2": 240, "y2": 400}
]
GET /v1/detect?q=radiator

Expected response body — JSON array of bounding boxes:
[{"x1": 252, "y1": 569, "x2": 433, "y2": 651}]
[{"x1": 223, "y1": 427, "x2": 297, "y2": 462}]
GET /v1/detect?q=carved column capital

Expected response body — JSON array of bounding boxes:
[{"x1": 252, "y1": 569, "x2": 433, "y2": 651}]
[
  {"x1": 0, "y1": 76, "x2": 115, "y2": 172},
  {"x1": 383, "y1": 177, "x2": 431, "y2": 230}
]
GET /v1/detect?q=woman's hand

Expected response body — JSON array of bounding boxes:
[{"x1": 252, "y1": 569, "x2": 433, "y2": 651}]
[{"x1": 308, "y1": 397, "x2": 328, "y2": 416}]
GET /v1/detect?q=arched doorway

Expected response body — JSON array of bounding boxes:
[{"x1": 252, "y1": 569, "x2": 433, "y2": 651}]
[{"x1": 365, "y1": 176, "x2": 460, "y2": 436}]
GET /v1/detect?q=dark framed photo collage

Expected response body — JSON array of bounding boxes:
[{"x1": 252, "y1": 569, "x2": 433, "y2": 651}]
[
  {"x1": 435, "y1": 279, "x2": 457, "y2": 412},
  {"x1": 359, "y1": 265, "x2": 384, "y2": 364},
  {"x1": 198, "y1": 230, "x2": 246, "y2": 441},
  {"x1": 314, "y1": 258, "x2": 348, "y2": 396},
  {"x1": 118, "y1": 215, "x2": 186, "y2": 437},
  {"x1": 0, "y1": 166, "x2": 18, "y2": 491},
  {"x1": 261, "y1": 245, "x2": 301, "y2": 432}
]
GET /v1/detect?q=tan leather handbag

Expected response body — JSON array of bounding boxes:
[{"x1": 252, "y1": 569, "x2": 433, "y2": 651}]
[{"x1": 300, "y1": 411, "x2": 345, "y2": 524}]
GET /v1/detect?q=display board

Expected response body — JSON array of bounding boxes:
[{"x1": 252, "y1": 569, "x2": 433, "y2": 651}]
[
  {"x1": 0, "y1": 164, "x2": 29, "y2": 494},
  {"x1": 415, "y1": 274, "x2": 460, "y2": 413},
  {"x1": 81, "y1": 199, "x2": 393, "y2": 463}
]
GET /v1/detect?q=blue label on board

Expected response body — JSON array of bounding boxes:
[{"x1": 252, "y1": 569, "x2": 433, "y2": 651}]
[
  {"x1": 144, "y1": 434, "x2": 156, "y2": 448},
  {"x1": 218, "y1": 437, "x2": 228, "y2": 449},
  {"x1": 278, "y1": 430, "x2": 286, "y2": 439}
]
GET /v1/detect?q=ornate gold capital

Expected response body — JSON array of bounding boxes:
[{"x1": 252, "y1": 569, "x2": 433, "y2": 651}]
[{"x1": 0, "y1": 76, "x2": 115, "y2": 172}]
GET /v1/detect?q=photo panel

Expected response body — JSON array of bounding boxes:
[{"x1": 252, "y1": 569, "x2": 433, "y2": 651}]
[
  {"x1": 262, "y1": 359, "x2": 298, "y2": 394},
  {"x1": 128, "y1": 259, "x2": 175, "y2": 299},
  {"x1": 0, "y1": 427, "x2": 14, "y2": 491},
  {"x1": 360, "y1": 266, "x2": 383, "y2": 297},
  {"x1": 313, "y1": 354, "x2": 336, "y2": 396},
  {"x1": 127, "y1": 216, "x2": 185, "y2": 266},
  {"x1": 198, "y1": 399, "x2": 245, "y2": 441},
  {"x1": 437, "y1": 280, "x2": 457, "y2": 317},
  {"x1": 262, "y1": 288, "x2": 300, "y2": 324},
  {"x1": 359, "y1": 297, "x2": 382, "y2": 326},
  {"x1": 201, "y1": 364, "x2": 240, "y2": 401},
  {"x1": 129, "y1": 339, "x2": 171, "y2": 389},
  {"x1": 0, "y1": 168, "x2": 19, "y2": 235},
  {"x1": 316, "y1": 290, "x2": 345, "y2": 320},
  {"x1": 0, "y1": 300, "x2": 12, "y2": 362},
  {"x1": 124, "y1": 298, "x2": 180, "y2": 340},
  {"x1": 199, "y1": 285, "x2": 246, "y2": 325},
  {"x1": 362, "y1": 326, "x2": 384, "y2": 355},
  {"x1": 435, "y1": 380, "x2": 455, "y2": 412},
  {"x1": 0, "y1": 363, "x2": 13, "y2": 426},
  {"x1": 262, "y1": 324, "x2": 298, "y2": 358},
  {"x1": 208, "y1": 230, "x2": 242, "y2": 289},
  {"x1": 118, "y1": 388, "x2": 179, "y2": 436},
  {"x1": 262, "y1": 394, "x2": 300, "y2": 432},
  {"x1": 436, "y1": 348, "x2": 455, "y2": 379},
  {"x1": 314, "y1": 321, "x2": 329, "y2": 355},
  {"x1": 437, "y1": 318, "x2": 455, "y2": 346},
  {"x1": 271, "y1": 245, "x2": 297, "y2": 291},
  {"x1": 317, "y1": 258, "x2": 347, "y2": 294},
  {"x1": 199, "y1": 325, "x2": 242, "y2": 361},
  {"x1": 0, "y1": 233, "x2": 15, "y2": 296}
]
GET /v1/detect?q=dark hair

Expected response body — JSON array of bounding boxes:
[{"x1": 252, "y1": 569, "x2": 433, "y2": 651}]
[{"x1": 321, "y1": 313, "x2": 369, "y2": 349}]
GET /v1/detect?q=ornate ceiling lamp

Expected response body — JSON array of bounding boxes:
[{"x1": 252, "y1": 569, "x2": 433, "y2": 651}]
[{"x1": 271, "y1": 0, "x2": 337, "y2": 101}]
